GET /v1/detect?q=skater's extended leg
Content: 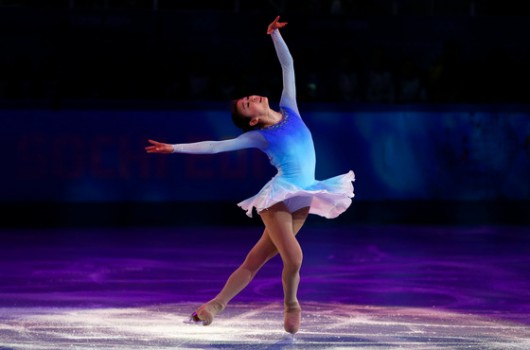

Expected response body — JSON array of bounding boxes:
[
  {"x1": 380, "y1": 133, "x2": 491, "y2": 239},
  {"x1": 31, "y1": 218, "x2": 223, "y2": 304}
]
[
  {"x1": 192, "y1": 229, "x2": 277, "y2": 325},
  {"x1": 213, "y1": 229, "x2": 278, "y2": 305}
]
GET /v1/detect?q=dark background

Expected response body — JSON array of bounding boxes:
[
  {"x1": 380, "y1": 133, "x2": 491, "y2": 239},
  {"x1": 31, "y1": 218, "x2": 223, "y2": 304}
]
[
  {"x1": 2, "y1": 0, "x2": 530, "y2": 105},
  {"x1": 1, "y1": 0, "x2": 529, "y2": 227}
]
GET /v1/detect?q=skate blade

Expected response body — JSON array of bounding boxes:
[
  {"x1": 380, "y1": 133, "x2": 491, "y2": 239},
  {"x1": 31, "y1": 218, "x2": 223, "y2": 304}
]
[{"x1": 184, "y1": 311, "x2": 204, "y2": 325}]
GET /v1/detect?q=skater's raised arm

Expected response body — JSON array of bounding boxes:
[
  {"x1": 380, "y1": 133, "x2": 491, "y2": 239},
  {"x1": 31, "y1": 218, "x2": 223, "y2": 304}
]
[{"x1": 268, "y1": 16, "x2": 299, "y2": 116}]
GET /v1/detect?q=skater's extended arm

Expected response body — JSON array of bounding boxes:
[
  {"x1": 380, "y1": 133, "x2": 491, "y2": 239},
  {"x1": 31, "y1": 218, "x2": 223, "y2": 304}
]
[{"x1": 145, "y1": 131, "x2": 267, "y2": 155}]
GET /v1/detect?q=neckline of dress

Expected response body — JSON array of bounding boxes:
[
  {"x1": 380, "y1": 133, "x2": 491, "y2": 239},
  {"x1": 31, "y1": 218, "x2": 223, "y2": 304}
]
[{"x1": 261, "y1": 110, "x2": 288, "y2": 130}]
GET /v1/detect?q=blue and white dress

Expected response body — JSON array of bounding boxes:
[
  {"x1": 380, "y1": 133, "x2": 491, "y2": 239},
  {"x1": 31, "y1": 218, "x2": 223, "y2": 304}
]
[{"x1": 172, "y1": 29, "x2": 355, "y2": 219}]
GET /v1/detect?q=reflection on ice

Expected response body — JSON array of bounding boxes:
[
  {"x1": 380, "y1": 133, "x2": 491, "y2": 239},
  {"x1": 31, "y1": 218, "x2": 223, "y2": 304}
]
[{"x1": 1, "y1": 302, "x2": 529, "y2": 349}]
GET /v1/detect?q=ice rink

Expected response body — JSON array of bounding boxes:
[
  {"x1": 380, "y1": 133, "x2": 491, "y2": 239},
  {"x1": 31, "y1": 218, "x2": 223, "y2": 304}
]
[{"x1": 1, "y1": 225, "x2": 529, "y2": 349}]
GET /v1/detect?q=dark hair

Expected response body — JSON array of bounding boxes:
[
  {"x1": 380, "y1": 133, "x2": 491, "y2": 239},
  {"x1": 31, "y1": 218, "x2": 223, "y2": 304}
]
[{"x1": 230, "y1": 98, "x2": 257, "y2": 132}]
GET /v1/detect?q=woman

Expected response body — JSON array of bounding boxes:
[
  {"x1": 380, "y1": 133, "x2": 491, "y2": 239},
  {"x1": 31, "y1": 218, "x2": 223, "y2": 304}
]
[{"x1": 145, "y1": 16, "x2": 355, "y2": 334}]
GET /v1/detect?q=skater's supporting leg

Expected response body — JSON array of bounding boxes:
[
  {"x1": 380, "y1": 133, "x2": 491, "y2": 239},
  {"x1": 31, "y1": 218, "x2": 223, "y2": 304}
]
[{"x1": 259, "y1": 202, "x2": 305, "y2": 333}]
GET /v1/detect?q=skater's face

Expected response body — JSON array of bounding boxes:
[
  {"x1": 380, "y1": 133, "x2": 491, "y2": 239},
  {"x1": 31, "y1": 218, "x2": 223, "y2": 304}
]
[{"x1": 237, "y1": 95, "x2": 269, "y2": 118}]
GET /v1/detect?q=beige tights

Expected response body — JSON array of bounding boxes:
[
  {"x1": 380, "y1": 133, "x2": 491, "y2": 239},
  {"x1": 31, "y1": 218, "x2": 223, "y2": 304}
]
[{"x1": 192, "y1": 250, "x2": 272, "y2": 325}]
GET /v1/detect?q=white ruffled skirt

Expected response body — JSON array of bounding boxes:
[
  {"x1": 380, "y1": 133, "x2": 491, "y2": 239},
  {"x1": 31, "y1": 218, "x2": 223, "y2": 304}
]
[{"x1": 237, "y1": 170, "x2": 355, "y2": 219}]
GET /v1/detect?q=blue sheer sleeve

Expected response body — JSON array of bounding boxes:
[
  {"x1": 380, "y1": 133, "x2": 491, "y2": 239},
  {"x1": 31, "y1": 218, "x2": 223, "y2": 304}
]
[
  {"x1": 171, "y1": 131, "x2": 267, "y2": 154},
  {"x1": 270, "y1": 30, "x2": 300, "y2": 116}
]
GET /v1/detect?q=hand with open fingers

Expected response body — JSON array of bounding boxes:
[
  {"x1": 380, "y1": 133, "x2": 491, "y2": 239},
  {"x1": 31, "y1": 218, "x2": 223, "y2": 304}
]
[
  {"x1": 145, "y1": 139, "x2": 173, "y2": 154},
  {"x1": 267, "y1": 15, "x2": 287, "y2": 35}
]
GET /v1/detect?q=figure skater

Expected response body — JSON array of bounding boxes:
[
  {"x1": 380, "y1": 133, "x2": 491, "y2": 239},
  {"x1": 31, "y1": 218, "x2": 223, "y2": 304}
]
[{"x1": 145, "y1": 16, "x2": 355, "y2": 334}]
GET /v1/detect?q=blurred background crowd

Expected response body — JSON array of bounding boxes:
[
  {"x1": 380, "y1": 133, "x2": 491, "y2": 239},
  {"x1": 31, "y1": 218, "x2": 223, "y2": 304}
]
[{"x1": 1, "y1": 0, "x2": 529, "y2": 106}]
